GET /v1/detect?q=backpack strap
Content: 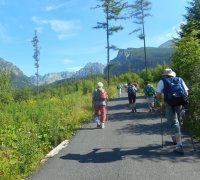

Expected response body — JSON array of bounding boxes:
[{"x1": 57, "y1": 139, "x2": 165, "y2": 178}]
[{"x1": 162, "y1": 77, "x2": 173, "y2": 101}]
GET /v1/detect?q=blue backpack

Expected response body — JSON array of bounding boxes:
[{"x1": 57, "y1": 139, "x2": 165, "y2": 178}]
[{"x1": 163, "y1": 77, "x2": 188, "y2": 107}]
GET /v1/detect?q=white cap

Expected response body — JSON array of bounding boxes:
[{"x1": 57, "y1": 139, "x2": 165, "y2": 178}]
[{"x1": 97, "y1": 82, "x2": 103, "y2": 88}]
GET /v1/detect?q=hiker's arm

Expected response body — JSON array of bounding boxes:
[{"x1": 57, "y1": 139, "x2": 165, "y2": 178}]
[{"x1": 156, "y1": 92, "x2": 162, "y2": 100}]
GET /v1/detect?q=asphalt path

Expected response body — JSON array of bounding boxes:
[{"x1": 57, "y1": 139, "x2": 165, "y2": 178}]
[{"x1": 29, "y1": 92, "x2": 200, "y2": 180}]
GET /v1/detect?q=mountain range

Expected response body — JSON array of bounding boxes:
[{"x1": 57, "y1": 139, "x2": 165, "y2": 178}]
[{"x1": 0, "y1": 40, "x2": 174, "y2": 88}]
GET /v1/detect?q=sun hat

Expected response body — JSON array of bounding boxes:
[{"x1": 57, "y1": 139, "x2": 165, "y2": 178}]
[
  {"x1": 97, "y1": 82, "x2": 103, "y2": 88},
  {"x1": 162, "y1": 68, "x2": 176, "y2": 77}
]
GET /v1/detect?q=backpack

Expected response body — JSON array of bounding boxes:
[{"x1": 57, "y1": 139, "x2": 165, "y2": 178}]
[
  {"x1": 127, "y1": 85, "x2": 136, "y2": 96},
  {"x1": 117, "y1": 84, "x2": 122, "y2": 89},
  {"x1": 163, "y1": 77, "x2": 188, "y2": 107},
  {"x1": 94, "y1": 89, "x2": 107, "y2": 101},
  {"x1": 145, "y1": 85, "x2": 155, "y2": 96}
]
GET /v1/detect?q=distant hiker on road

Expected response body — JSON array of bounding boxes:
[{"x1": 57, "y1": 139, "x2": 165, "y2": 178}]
[
  {"x1": 144, "y1": 81, "x2": 155, "y2": 112},
  {"x1": 92, "y1": 82, "x2": 108, "y2": 129},
  {"x1": 156, "y1": 68, "x2": 189, "y2": 155},
  {"x1": 133, "y1": 81, "x2": 139, "y2": 96},
  {"x1": 117, "y1": 84, "x2": 122, "y2": 97},
  {"x1": 127, "y1": 82, "x2": 137, "y2": 112}
]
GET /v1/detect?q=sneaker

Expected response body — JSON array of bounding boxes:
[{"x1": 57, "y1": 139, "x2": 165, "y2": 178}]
[
  {"x1": 174, "y1": 145, "x2": 184, "y2": 155},
  {"x1": 171, "y1": 135, "x2": 177, "y2": 145},
  {"x1": 101, "y1": 123, "x2": 105, "y2": 129},
  {"x1": 97, "y1": 122, "x2": 101, "y2": 128}
]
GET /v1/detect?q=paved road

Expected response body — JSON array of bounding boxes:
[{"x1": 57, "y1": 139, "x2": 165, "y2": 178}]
[{"x1": 29, "y1": 93, "x2": 200, "y2": 180}]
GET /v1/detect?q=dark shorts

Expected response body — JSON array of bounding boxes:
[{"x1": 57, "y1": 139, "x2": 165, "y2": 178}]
[{"x1": 128, "y1": 94, "x2": 136, "y2": 104}]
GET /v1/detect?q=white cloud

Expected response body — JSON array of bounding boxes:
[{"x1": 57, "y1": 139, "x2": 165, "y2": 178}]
[
  {"x1": 45, "y1": 2, "x2": 70, "y2": 12},
  {"x1": 32, "y1": 16, "x2": 81, "y2": 40},
  {"x1": 63, "y1": 59, "x2": 73, "y2": 64},
  {"x1": 48, "y1": 20, "x2": 73, "y2": 33},
  {"x1": 67, "y1": 66, "x2": 82, "y2": 72},
  {"x1": 167, "y1": 21, "x2": 186, "y2": 39}
]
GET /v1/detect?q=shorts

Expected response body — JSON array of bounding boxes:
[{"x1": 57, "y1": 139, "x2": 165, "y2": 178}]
[{"x1": 128, "y1": 94, "x2": 136, "y2": 104}]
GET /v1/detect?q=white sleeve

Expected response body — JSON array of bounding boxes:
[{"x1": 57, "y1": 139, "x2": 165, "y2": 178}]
[
  {"x1": 182, "y1": 80, "x2": 189, "y2": 91},
  {"x1": 156, "y1": 80, "x2": 164, "y2": 93}
]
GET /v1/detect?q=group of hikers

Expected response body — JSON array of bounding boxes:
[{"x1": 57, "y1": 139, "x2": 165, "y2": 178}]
[{"x1": 92, "y1": 68, "x2": 189, "y2": 155}]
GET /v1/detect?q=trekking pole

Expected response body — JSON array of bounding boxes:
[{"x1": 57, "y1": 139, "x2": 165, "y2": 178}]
[{"x1": 160, "y1": 103, "x2": 164, "y2": 148}]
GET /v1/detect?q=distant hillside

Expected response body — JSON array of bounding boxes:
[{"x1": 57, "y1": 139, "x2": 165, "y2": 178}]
[
  {"x1": 0, "y1": 58, "x2": 33, "y2": 88},
  {"x1": 30, "y1": 62, "x2": 105, "y2": 85},
  {"x1": 73, "y1": 62, "x2": 105, "y2": 77},
  {"x1": 109, "y1": 47, "x2": 174, "y2": 74},
  {"x1": 29, "y1": 71, "x2": 74, "y2": 86},
  {"x1": 158, "y1": 40, "x2": 174, "y2": 48}
]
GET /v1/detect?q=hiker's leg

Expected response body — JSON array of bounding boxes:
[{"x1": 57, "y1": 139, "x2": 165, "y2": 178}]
[
  {"x1": 133, "y1": 96, "x2": 136, "y2": 112},
  {"x1": 165, "y1": 103, "x2": 182, "y2": 144},
  {"x1": 147, "y1": 97, "x2": 151, "y2": 111},
  {"x1": 150, "y1": 97, "x2": 155, "y2": 112},
  {"x1": 128, "y1": 96, "x2": 133, "y2": 109},
  {"x1": 100, "y1": 105, "x2": 106, "y2": 123},
  {"x1": 130, "y1": 96, "x2": 134, "y2": 111},
  {"x1": 94, "y1": 105, "x2": 101, "y2": 122}
]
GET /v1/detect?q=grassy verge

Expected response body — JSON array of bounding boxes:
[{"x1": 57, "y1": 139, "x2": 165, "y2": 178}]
[{"x1": 0, "y1": 92, "x2": 92, "y2": 180}]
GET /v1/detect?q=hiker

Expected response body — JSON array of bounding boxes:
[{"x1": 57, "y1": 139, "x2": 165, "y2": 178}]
[
  {"x1": 156, "y1": 68, "x2": 189, "y2": 155},
  {"x1": 133, "y1": 81, "x2": 139, "y2": 96},
  {"x1": 127, "y1": 82, "x2": 137, "y2": 112},
  {"x1": 117, "y1": 84, "x2": 122, "y2": 97},
  {"x1": 92, "y1": 82, "x2": 108, "y2": 129},
  {"x1": 144, "y1": 80, "x2": 155, "y2": 112},
  {"x1": 124, "y1": 83, "x2": 128, "y2": 92}
]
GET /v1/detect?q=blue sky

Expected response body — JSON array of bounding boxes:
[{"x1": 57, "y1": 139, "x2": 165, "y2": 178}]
[{"x1": 0, "y1": 0, "x2": 191, "y2": 76}]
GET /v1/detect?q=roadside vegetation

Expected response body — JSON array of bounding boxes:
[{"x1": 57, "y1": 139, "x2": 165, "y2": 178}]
[{"x1": 0, "y1": 0, "x2": 200, "y2": 179}]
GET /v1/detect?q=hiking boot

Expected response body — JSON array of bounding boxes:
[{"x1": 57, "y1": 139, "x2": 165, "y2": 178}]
[
  {"x1": 131, "y1": 109, "x2": 134, "y2": 113},
  {"x1": 152, "y1": 108, "x2": 155, "y2": 112},
  {"x1": 149, "y1": 109, "x2": 152, "y2": 112},
  {"x1": 174, "y1": 145, "x2": 184, "y2": 155},
  {"x1": 101, "y1": 123, "x2": 105, "y2": 129},
  {"x1": 171, "y1": 135, "x2": 177, "y2": 145},
  {"x1": 134, "y1": 108, "x2": 137, "y2": 112}
]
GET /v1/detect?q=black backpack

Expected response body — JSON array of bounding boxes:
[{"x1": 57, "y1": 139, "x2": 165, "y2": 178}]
[
  {"x1": 127, "y1": 85, "x2": 136, "y2": 96},
  {"x1": 163, "y1": 77, "x2": 188, "y2": 107}
]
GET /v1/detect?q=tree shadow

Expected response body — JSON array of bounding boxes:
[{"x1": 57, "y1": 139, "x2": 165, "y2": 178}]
[
  {"x1": 108, "y1": 110, "x2": 161, "y2": 122},
  {"x1": 110, "y1": 96, "x2": 128, "y2": 101},
  {"x1": 116, "y1": 121, "x2": 169, "y2": 135}
]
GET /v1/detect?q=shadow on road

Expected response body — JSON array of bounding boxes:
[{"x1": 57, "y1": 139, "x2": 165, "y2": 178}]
[
  {"x1": 108, "y1": 111, "x2": 160, "y2": 121},
  {"x1": 60, "y1": 145, "x2": 200, "y2": 164},
  {"x1": 116, "y1": 121, "x2": 169, "y2": 135}
]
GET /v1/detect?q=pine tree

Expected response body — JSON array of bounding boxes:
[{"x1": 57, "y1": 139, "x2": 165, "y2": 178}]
[
  {"x1": 126, "y1": 0, "x2": 151, "y2": 78},
  {"x1": 93, "y1": 0, "x2": 127, "y2": 86},
  {"x1": 32, "y1": 30, "x2": 40, "y2": 95},
  {"x1": 180, "y1": 0, "x2": 200, "y2": 39}
]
